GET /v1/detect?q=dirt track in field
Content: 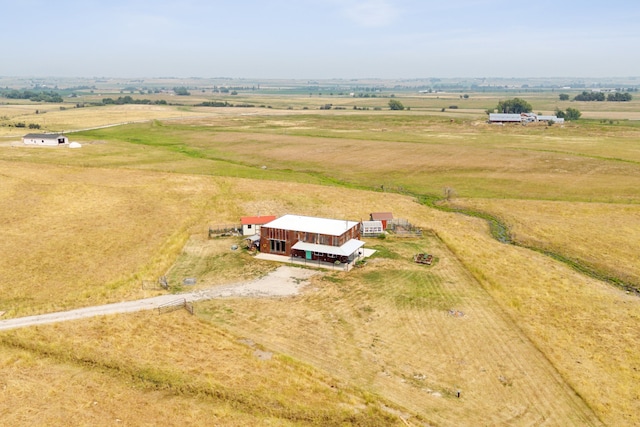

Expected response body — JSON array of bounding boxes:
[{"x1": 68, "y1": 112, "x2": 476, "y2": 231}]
[{"x1": 0, "y1": 266, "x2": 317, "y2": 331}]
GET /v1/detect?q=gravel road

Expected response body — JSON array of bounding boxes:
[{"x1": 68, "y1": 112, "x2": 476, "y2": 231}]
[{"x1": 0, "y1": 266, "x2": 317, "y2": 331}]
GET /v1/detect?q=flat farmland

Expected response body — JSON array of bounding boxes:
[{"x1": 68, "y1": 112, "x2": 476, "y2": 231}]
[
  {"x1": 1, "y1": 93, "x2": 639, "y2": 426},
  {"x1": 0, "y1": 104, "x2": 242, "y2": 138}
]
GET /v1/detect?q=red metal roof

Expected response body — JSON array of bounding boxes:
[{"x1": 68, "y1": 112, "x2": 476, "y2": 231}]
[
  {"x1": 370, "y1": 212, "x2": 393, "y2": 221},
  {"x1": 241, "y1": 215, "x2": 276, "y2": 225}
]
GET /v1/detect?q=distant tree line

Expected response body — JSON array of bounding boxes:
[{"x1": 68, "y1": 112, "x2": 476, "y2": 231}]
[
  {"x1": 571, "y1": 91, "x2": 633, "y2": 102},
  {"x1": 574, "y1": 91, "x2": 606, "y2": 101},
  {"x1": 1, "y1": 90, "x2": 63, "y2": 102},
  {"x1": 606, "y1": 92, "x2": 633, "y2": 101},
  {"x1": 195, "y1": 101, "x2": 255, "y2": 108},
  {"x1": 197, "y1": 101, "x2": 230, "y2": 107},
  {"x1": 102, "y1": 96, "x2": 167, "y2": 105}
]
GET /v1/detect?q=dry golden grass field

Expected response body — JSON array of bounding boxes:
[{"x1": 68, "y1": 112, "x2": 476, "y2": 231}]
[
  {"x1": 448, "y1": 199, "x2": 640, "y2": 285},
  {"x1": 0, "y1": 104, "x2": 241, "y2": 138},
  {"x1": 1, "y1": 92, "x2": 639, "y2": 426}
]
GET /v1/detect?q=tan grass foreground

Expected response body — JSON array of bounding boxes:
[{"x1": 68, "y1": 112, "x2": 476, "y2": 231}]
[{"x1": 0, "y1": 161, "x2": 637, "y2": 425}]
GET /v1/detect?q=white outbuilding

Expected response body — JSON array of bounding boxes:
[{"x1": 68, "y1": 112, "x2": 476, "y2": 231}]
[{"x1": 23, "y1": 133, "x2": 68, "y2": 146}]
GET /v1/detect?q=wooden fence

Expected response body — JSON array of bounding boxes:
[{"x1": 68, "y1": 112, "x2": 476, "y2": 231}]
[
  {"x1": 142, "y1": 276, "x2": 169, "y2": 290},
  {"x1": 208, "y1": 224, "x2": 241, "y2": 239},
  {"x1": 389, "y1": 219, "x2": 423, "y2": 237}
]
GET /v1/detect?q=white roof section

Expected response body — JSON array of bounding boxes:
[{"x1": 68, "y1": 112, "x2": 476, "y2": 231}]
[
  {"x1": 264, "y1": 214, "x2": 359, "y2": 236},
  {"x1": 23, "y1": 133, "x2": 66, "y2": 139},
  {"x1": 292, "y1": 239, "x2": 365, "y2": 256},
  {"x1": 537, "y1": 115, "x2": 564, "y2": 123},
  {"x1": 489, "y1": 113, "x2": 522, "y2": 122},
  {"x1": 362, "y1": 220, "x2": 383, "y2": 228}
]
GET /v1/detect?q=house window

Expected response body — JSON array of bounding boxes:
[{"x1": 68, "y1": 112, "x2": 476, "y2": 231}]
[
  {"x1": 270, "y1": 240, "x2": 286, "y2": 253},
  {"x1": 247, "y1": 224, "x2": 252, "y2": 229}
]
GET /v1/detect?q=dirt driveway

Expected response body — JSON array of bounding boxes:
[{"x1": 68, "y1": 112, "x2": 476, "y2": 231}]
[{"x1": 0, "y1": 266, "x2": 318, "y2": 332}]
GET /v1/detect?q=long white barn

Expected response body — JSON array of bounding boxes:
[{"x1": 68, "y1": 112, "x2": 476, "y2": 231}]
[
  {"x1": 23, "y1": 133, "x2": 68, "y2": 146},
  {"x1": 488, "y1": 113, "x2": 564, "y2": 124}
]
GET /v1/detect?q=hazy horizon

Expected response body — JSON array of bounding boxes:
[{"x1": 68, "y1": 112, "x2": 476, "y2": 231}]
[{"x1": 3, "y1": 0, "x2": 639, "y2": 79}]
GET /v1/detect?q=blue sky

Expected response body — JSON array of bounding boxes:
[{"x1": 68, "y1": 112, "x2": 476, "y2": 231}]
[{"x1": 3, "y1": 0, "x2": 639, "y2": 78}]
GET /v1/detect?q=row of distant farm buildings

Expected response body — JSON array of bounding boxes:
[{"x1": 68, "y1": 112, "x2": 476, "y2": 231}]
[{"x1": 488, "y1": 113, "x2": 564, "y2": 124}]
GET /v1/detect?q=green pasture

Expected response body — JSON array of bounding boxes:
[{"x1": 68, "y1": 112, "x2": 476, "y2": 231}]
[{"x1": 58, "y1": 112, "x2": 640, "y2": 204}]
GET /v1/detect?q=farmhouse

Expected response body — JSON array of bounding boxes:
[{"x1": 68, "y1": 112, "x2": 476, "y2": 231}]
[
  {"x1": 370, "y1": 212, "x2": 393, "y2": 230},
  {"x1": 241, "y1": 215, "x2": 276, "y2": 236},
  {"x1": 23, "y1": 133, "x2": 68, "y2": 146},
  {"x1": 260, "y1": 214, "x2": 364, "y2": 265}
]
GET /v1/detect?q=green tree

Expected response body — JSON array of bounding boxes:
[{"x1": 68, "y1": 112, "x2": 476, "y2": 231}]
[
  {"x1": 607, "y1": 92, "x2": 632, "y2": 101},
  {"x1": 574, "y1": 91, "x2": 604, "y2": 101},
  {"x1": 388, "y1": 99, "x2": 404, "y2": 110},
  {"x1": 559, "y1": 93, "x2": 570, "y2": 101},
  {"x1": 565, "y1": 107, "x2": 581, "y2": 121},
  {"x1": 173, "y1": 87, "x2": 190, "y2": 96},
  {"x1": 496, "y1": 98, "x2": 532, "y2": 114}
]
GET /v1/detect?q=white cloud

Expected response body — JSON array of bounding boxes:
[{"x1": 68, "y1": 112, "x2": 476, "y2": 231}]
[{"x1": 341, "y1": 0, "x2": 400, "y2": 28}]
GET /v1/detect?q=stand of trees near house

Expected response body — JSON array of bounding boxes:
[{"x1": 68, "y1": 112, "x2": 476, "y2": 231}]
[
  {"x1": 496, "y1": 98, "x2": 532, "y2": 114},
  {"x1": 493, "y1": 98, "x2": 581, "y2": 121},
  {"x1": 555, "y1": 107, "x2": 581, "y2": 121}
]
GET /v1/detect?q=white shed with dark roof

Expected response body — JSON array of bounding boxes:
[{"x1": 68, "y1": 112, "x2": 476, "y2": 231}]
[{"x1": 23, "y1": 133, "x2": 68, "y2": 146}]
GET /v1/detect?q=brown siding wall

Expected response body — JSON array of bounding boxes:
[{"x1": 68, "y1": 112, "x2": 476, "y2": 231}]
[{"x1": 260, "y1": 223, "x2": 360, "y2": 257}]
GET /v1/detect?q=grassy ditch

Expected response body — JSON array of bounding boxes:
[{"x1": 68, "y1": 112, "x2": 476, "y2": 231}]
[
  {"x1": 420, "y1": 194, "x2": 640, "y2": 295},
  {"x1": 524, "y1": 245, "x2": 640, "y2": 296}
]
